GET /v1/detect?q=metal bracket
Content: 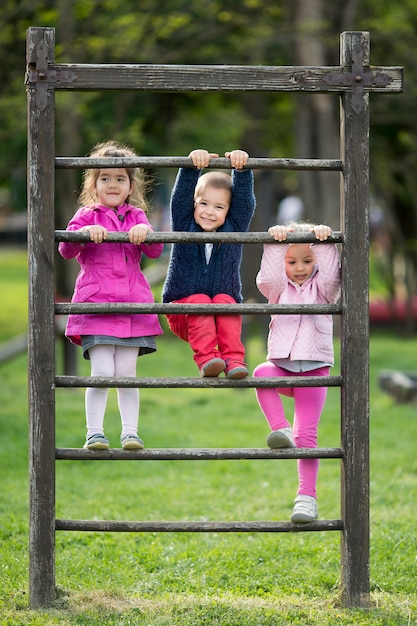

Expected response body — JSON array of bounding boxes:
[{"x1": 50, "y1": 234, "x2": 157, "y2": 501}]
[
  {"x1": 323, "y1": 44, "x2": 392, "y2": 115},
  {"x1": 25, "y1": 39, "x2": 77, "y2": 111}
]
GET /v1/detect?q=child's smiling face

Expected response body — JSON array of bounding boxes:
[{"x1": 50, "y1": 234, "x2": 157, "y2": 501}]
[
  {"x1": 285, "y1": 243, "x2": 316, "y2": 285},
  {"x1": 94, "y1": 168, "x2": 132, "y2": 208},
  {"x1": 193, "y1": 185, "x2": 231, "y2": 232}
]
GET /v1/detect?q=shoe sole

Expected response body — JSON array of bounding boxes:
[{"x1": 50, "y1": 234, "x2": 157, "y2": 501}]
[
  {"x1": 267, "y1": 432, "x2": 296, "y2": 449},
  {"x1": 291, "y1": 513, "x2": 317, "y2": 523},
  {"x1": 122, "y1": 441, "x2": 144, "y2": 450},
  {"x1": 201, "y1": 361, "x2": 226, "y2": 377},
  {"x1": 84, "y1": 442, "x2": 109, "y2": 450},
  {"x1": 226, "y1": 368, "x2": 249, "y2": 379}
]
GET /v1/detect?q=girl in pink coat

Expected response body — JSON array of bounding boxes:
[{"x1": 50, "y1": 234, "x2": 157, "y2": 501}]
[
  {"x1": 58, "y1": 141, "x2": 163, "y2": 451},
  {"x1": 253, "y1": 222, "x2": 341, "y2": 523}
]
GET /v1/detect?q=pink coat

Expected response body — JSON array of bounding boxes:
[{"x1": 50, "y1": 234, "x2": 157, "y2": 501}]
[
  {"x1": 256, "y1": 243, "x2": 341, "y2": 364},
  {"x1": 58, "y1": 203, "x2": 164, "y2": 346}
]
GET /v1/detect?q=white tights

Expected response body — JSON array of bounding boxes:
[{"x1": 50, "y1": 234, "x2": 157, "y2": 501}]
[{"x1": 85, "y1": 344, "x2": 140, "y2": 438}]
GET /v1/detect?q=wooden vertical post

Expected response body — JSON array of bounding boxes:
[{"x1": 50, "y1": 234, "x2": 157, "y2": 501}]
[
  {"x1": 26, "y1": 26, "x2": 57, "y2": 608},
  {"x1": 339, "y1": 31, "x2": 370, "y2": 608}
]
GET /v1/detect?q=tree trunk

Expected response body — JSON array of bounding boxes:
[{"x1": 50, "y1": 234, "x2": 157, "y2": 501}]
[
  {"x1": 293, "y1": 0, "x2": 340, "y2": 228},
  {"x1": 55, "y1": 1, "x2": 82, "y2": 297}
]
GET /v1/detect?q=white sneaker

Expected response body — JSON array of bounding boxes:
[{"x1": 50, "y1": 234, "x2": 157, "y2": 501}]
[
  {"x1": 266, "y1": 427, "x2": 296, "y2": 449},
  {"x1": 291, "y1": 495, "x2": 318, "y2": 523}
]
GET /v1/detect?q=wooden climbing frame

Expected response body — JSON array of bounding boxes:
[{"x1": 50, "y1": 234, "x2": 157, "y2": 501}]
[{"x1": 25, "y1": 26, "x2": 403, "y2": 609}]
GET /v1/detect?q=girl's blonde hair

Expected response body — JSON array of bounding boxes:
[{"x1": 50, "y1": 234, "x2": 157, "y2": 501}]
[{"x1": 78, "y1": 140, "x2": 152, "y2": 213}]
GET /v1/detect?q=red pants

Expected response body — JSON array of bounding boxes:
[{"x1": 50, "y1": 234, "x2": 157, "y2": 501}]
[{"x1": 166, "y1": 293, "x2": 245, "y2": 369}]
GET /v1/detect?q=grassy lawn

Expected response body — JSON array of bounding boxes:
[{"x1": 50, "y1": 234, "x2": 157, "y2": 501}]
[
  {"x1": 0, "y1": 248, "x2": 28, "y2": 342},
  {"x1": 0, "y1": 248, "x2": 416, "y2": 624}
]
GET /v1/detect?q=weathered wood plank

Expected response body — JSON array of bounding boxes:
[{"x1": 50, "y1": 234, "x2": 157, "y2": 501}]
[
  {"x1": 54, "y1": 303, "x2": 342, "y2": 315},
  {"x1": 29, "y1": 62, "x2": 403, "y2": 94},
  {"x1": 55, "y1": 156, "x2": 343, "y2": 170},
  {"x1": 54, "y1": 230, "x2": 343, "y2": 244},
  {"x1": 339, "y1": 31, "x2": 370, "y2": 609},
  {"x1": 54, "y1": 375, "x2": 343, "y2": 389},
  {"x1": 55, "y1": 447, "x2": 344, "y2": 460},
  {"x1": 27, "y1": 26, "x2": 56, "y2": 609},
  {"x1": 55, "y1": 519, "x2": 343, "y2": 533}
]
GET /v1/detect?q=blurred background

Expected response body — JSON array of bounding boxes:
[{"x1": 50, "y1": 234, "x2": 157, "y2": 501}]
[{"x1": 0, "y1": 0, "x2": 415, "y2": 333}]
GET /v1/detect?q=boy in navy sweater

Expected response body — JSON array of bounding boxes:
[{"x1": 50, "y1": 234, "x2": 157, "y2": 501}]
[{"x1": 162, "y1": 149, "x2": 256, "y2": 378}]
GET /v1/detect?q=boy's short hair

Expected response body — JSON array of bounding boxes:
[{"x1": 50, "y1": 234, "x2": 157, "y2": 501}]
[{"x1": 195, "y1": 171, "x2": 232, "y2": 200}]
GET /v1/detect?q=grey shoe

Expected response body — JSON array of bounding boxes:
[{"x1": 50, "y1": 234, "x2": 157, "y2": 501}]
[
  {"x1": 121, "y1": 434, "x2": 144, "y2": 450},
  {"x1": 267, "y1": 427, "x2": 296, "y2": 449},
  {"x1": 291, "y1": 495, "x2": 318, "y2": 523},
  {"x1": 225, "y1": 360, "x2": 249, "y2": 379},
  {"x1": 200, "y1": 358, "x2": 226, "y2": 377},
  {"x1": 84, "y1": 434, "x2": 110, "y2": 450},
  {"x1": 226, "y1": 365, "x2": 249, "y2": 379}
]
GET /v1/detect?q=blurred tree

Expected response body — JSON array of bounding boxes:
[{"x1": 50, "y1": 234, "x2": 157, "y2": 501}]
[
  {"x1": 292, "y1": 0, "x2": 341, "y2": 229},
  {"x1": 1, "y1": 0, "x2": 412, "y2": 321},
  {"x1": 356, "y1": 0, "x2": 417, "y2": 332}
]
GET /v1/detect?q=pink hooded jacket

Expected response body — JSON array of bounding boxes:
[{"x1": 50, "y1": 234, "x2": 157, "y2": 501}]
[
  {"x1": 256, "y1": 242, "x2": 341, "y2": 364},
  {"x1": 58, "y1": 203, "x2": 164, "y2": 346}
]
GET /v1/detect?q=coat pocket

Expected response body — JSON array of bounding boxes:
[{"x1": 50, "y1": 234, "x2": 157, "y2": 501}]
[
  {"x1": 73, "y1": 282, "x2": 101, "y2": 302},
  {"x1": 314, "y1": 315, "x2": 332, "y2": 351}
]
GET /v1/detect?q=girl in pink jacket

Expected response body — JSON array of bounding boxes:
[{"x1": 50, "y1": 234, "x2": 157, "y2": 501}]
[
  {"x1": 58, "y1": 141, "x2": 163, "y2": 451},
  {"x1": 253, "y1": 222, "x2": 341, "y2": 523}
]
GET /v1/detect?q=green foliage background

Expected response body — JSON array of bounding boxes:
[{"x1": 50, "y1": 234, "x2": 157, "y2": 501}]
[{"x1": 1, "y1": 0, "x2": 415, "y2": 218}]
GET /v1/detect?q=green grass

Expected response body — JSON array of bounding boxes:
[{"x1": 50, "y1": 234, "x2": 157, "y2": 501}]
[
  {"x1": 1, "y1": 249, "x2": 416, "y2": 624},
  {"x1": 0, "y1": 248, "x2": 28, "y2": 342}
]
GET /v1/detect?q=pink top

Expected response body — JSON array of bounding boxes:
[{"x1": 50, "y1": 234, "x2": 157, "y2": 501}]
[
  {"x1": 256, "y1": 242, "x2": 341, "y2": 364},
  {"x1": 58, "y1": 203, "x2": 164, "y2": 346}
]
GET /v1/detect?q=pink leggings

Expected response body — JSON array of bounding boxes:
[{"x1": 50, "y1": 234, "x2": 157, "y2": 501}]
[{"x1": 253, "y1": 361, "x2": 329, "y2": 498}]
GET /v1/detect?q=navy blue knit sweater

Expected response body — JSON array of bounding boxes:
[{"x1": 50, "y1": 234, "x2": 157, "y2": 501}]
[{"x1": 162, "y1": 167, "x2": 256, "y2": 303}]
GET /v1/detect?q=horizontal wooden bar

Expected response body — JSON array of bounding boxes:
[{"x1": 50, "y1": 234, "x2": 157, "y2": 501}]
[
  {"x1": 55, "y1": 447, "x2": 344, "y2": 460},
  {"x1": 55, "y1": 230, "x2": 343, "y2": 244},
  {"x1": 55, "y1": 375, "x2": 342, "y2": 388},
  {"x1": 55, "y1": 156, "x2": 343, "y2": 171},
  {"x1": 54, "y1": 302, "x2": 342, "y2": 315},
  {"x1": 40, "y1": 62, "x2": 403, "y2": 94},
  {"x1": 55, "y1": 518, "x2": 343, "y2": 533}
]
